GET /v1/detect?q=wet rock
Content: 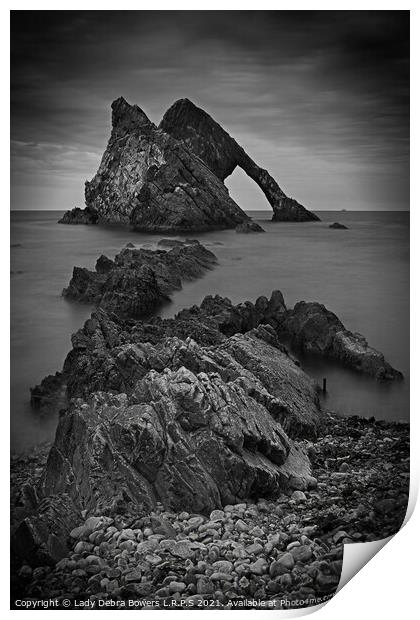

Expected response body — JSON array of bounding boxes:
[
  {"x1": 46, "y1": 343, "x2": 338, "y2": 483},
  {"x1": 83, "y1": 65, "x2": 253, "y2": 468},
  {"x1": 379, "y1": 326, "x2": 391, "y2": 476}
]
[
  {"x1": 277, "y1": 301, "x2": 403, "y2": 380},
  {"x1": 58, "y1": 206, "x2": 98, "y2": 225},
  {"x1": 236, "y1": 221, "x2": 265, "y2": 233},
  {"x1": 329, "y1": 222, "x2": 348, "y2": 229},
  {"x1": 62, "y1": 241, "x2": 217, "y2": 319}
]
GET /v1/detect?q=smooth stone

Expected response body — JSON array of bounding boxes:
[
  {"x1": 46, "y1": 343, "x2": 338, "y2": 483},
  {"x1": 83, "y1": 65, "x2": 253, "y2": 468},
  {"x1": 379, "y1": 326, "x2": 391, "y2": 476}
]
[
  {"x1": 290, "y1": 545, "x2": 313, "y2": 563},
  {"x1": 210, "y1": 572, "x2": 234, "y2": 582},
  {"x1": 171, "y1": 540, "x2": 195, "y2": 559},
  {"x1": 169, "y1": 581, "x2": 187, "y2": 594},
  {"x1": 249, "y1": 558, "x2": 267, "y2": 575},
  {"x1": 74, "y1": 541, "x2": 93, "y2": 554},
  {"x1": 193, "y1": 575, "x2": 212, "y2": 595},
  {"x1": 269, "y1": 553, "x2": 295, "y2": 577},
  {"x1": 246, "y1": 543, "x2": 264, "y2": 555},
  {"x1": 291, "y1": 490, "x2": 307, "y2": 503},
  {"x1": 211, "y1": 560, "x2": 233, "y2": 574},
  {"x1": 235, "y1": 519, "x2": 249, "y2": 532}
]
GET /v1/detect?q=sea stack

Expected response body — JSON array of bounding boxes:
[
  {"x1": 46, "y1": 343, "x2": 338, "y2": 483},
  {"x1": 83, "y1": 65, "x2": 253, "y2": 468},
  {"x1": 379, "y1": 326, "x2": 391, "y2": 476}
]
[{"x1": 60, "y1": 97, "x2": 319, "y2": 231}]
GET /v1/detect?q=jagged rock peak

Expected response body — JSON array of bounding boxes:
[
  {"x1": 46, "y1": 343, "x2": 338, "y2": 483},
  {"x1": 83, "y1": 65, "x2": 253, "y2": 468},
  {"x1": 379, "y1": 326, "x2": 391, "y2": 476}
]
[{"x1": 111, "y1": 96, "x2": 154, "y2": 132}]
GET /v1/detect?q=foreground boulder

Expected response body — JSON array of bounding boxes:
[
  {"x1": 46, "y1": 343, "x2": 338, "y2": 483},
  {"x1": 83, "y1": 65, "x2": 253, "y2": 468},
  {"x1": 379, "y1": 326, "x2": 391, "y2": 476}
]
[
  {"x1": 63, "y1": 240, "x2": 217, "y2": 319},
  {"x1": 20, "y1": 323, "x2": 320, "y2": 566},
  {"x1": 60, "y1": 97, "x2": 319, "y2": 230},
  {"x1": 40, "y1": 362, "x2": 312, "y2": 516},
  {"x1": 277, "y1": 301, "x2": 403, "y2": 380}
]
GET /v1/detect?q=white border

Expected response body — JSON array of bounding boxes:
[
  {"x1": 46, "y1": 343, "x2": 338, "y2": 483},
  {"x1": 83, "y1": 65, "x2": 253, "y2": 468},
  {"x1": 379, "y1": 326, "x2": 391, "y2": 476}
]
[{"x1": 3, "y1": 3, "x2": 418, "y2": 618}]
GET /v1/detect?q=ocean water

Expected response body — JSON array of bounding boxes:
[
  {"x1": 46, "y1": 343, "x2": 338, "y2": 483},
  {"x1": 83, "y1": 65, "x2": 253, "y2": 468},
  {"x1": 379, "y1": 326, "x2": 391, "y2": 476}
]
[{"x1": 10, "y1": 210, "x2": 409, "y2": 452}]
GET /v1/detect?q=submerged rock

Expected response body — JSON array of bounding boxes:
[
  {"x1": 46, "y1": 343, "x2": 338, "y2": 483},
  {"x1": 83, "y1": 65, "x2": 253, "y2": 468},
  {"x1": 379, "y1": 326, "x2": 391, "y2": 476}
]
[
  {"x1": 329, "y1": 222, "x2": 348, "y2": 230},
  {"x1": 235, "y1": 221, "x2": 265, "y2": 233}
]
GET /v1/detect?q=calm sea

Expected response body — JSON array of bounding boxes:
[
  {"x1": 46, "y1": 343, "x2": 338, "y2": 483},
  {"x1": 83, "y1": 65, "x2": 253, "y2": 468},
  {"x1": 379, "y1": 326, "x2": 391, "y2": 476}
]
[{"x1": 11, "y1": 210, "x2": 409, "y2": 451}]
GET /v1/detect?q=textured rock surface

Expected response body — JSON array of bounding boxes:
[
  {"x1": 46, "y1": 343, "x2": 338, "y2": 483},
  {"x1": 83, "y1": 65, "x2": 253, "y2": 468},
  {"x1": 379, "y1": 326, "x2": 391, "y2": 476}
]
[
  {"x1": 61, "y1": 97, "x2": 318, "y2": 230},
  {"x1": 278, "y1": 301, "x2": 403, "y2": 380},
  {"x1": 84, "y1": 97, "x2": 248, "y2": 232},
  {"x1": 160, "y1": 99, "x2": 320, "y2": 223},
  {"x1": 63, "y1": 240, "x2": 217, "y2": 319},
  {"x1": 19, "y1": 319, "x2": 320, "y2": 567},
  {"x1": 58, "y1": 206, "x2": 99, "y2": 225}
]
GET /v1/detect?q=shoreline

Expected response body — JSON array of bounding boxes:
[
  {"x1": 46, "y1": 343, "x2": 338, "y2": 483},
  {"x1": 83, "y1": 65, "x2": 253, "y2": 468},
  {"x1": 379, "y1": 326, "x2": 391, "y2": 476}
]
[{"x1": 11, "y1": 410, "x2": 409, "y2": 608}]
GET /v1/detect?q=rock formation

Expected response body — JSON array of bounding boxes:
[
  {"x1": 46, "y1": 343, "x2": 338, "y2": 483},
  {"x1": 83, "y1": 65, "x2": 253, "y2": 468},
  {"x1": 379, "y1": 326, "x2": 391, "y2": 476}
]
[
  {"x1": 63, "y1": 240, "x2": 217, "y2": 319},
  {"x1": 19, "y1": 302, "x2": 321, "y2": 566},
  {"x1": 160, "y1": 98, "x2": 319, "y2": 223},
  {"x1": 58, "y1": 206, "x2": 99, "y2": 225},
  {"x1": 277, "y1": 301, "x2": 403, "y2": 381},
  {"x1": 59, "y1": 97, "x2": 319, "y2": 231},
  {"x1": 17, "y1": 242, "x2": 402, "y2": 568}
]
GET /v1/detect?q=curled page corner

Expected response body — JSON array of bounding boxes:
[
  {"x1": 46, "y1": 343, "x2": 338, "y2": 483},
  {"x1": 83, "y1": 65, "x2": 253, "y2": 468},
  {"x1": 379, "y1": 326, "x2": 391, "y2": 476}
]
[
  {"x1": 337, "y1": 536, "x2": 392, "y2": 593},
  {"x1": 337, "y1": 478, "x2": 417, "y2": 595}
]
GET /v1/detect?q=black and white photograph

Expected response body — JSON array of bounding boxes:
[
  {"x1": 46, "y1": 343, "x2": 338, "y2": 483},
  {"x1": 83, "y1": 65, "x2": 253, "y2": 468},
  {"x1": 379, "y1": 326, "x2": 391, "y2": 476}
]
[{"x1": 9, "y1": 8, "x2": 411, "y2": 613}]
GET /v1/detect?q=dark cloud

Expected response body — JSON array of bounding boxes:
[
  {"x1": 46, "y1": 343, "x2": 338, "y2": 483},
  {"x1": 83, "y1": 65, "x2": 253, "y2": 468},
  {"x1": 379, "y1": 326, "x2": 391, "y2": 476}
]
[{"x1": 11, "y1": 10, "x2": 409, "y2": 211}]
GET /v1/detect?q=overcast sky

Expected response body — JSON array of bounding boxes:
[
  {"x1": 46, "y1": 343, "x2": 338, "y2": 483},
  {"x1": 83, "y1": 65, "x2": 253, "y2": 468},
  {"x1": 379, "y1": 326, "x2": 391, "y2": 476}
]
[{"x1": 11, "y1": 11, "x2": 409, "y2": 212}]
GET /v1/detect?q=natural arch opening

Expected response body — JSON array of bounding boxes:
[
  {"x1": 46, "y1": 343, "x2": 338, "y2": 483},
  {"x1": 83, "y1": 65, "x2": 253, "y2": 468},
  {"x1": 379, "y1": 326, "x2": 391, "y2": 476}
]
[{"x1": 224, "y1": 166, "x2": 272, "y2": 216}]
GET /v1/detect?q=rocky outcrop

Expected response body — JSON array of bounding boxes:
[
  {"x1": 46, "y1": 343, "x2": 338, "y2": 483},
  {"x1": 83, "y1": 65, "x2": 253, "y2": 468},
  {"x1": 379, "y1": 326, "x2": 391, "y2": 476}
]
[
  {"x1": 160, "y1": 99, "x2": 319, "y2": 223},
  {"x1": 63, "y1": 240, "x2": 217, "y2": 319},
  {"x1": 236, "y1": 221, "x2": 265, "y2": 233},
  {"x1": 61, "y1": 97, "x2": 318, "y2": 230},
  {"x1": 277, "y1": 301, "x2": 403, "y2": 381},
  {"x1": 20, "y1": 303, "x2": 321, "y2": 566},
  {"x1": 83, "y1": 97, "x2": 248, "y2": 232},
  {"x1": 329, "y1": 222, "x2": 348, "y2": 230},
  {"x1": 40, "y1": 362, "x2": 310, "y2": 515},
  {"x1": 58, "y1": 206, "x2": 98, "y2": 225}
]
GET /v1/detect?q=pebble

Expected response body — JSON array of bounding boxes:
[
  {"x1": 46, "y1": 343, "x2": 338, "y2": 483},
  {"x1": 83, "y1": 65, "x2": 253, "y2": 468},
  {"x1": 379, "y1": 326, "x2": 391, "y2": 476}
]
[
  {"x1": 211, "y1": 560, "x2": 233, "y2": 574},
  {"x1": 269, "y1": 552, "x2": 295, "y2": 577},
  {"x1": 235, "y1": 519, "x2": 248, "y2": 532},
  {"x1": 74, "y1": 541, "x2": 93, "y2": 554},
  {"x1": 171, "y1": 540, "x2": 195, "y2": 559},
  {"x1": 291, "y1": 490, "x2": 307, "y2": 503},
  {"x1": 249, "y1": 558, "x2": 267, "y2": 575},
  {"x1": 290, "y1": 545, "x2": 313, "y2": 563},
  {"x1": 210, "y1": 572, "x2": 234, "y2": 582},
  {"x1": 196, "y1": 576, "x2": 214, "y2": 594},
  {"x1": 168, "y1": 581, "x2": 187, "y2": 594}
]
